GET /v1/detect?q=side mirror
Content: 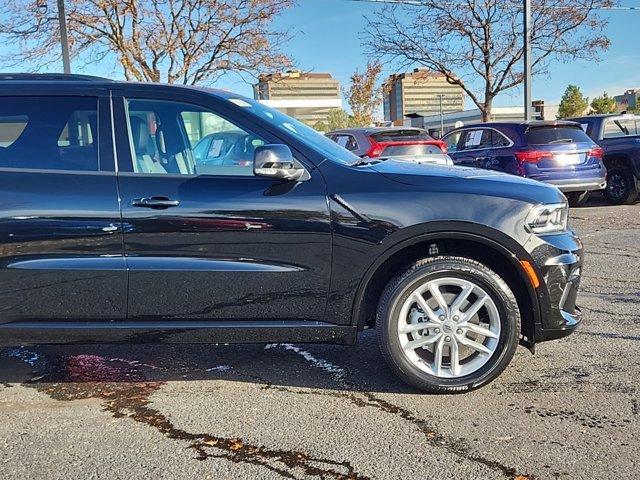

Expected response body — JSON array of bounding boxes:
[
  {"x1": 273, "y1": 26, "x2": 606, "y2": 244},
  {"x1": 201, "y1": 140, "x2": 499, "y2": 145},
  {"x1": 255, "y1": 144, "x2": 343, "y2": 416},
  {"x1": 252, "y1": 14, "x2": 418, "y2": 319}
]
[{"x1": 254, "y1": 144, "x2": 307, "y2": 181}]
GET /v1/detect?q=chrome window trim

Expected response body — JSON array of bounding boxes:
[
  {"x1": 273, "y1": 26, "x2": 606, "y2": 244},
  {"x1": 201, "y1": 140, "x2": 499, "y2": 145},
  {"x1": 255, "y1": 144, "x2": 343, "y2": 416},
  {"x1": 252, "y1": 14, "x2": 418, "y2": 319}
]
[{"x1": 444, "y1": 127, "x2": 514, "y2": 153}]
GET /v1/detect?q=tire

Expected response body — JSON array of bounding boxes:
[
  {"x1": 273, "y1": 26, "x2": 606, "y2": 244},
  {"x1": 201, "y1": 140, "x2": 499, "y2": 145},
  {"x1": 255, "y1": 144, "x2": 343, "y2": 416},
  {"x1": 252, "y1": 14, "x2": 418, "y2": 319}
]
[
  {"x1": 376, "y1": 256, "x2": 520, "y2": 393},
  {"x1": 604, "y1": 165, "x2": 638, "y2": 205},
  {"x1": 566, "y1": 191, "x2": 590, "y2": 208}
]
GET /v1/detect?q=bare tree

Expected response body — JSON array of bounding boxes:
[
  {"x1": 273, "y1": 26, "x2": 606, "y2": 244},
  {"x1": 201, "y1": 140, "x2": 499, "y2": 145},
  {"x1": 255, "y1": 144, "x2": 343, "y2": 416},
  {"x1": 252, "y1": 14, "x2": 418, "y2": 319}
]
[
  {"x1": 0, "y1": 0, "x2": 294, "y2": 84},
  {"x1": 364, "y1": 0, "x2": 613, "y2": 121},
  {"x1": 346, "y1": 60, "x2": 383, "y2": 126}
]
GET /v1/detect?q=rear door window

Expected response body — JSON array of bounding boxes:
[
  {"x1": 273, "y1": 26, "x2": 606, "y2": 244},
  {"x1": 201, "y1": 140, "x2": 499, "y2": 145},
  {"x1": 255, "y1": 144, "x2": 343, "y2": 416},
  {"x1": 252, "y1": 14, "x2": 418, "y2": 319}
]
[
  {"x1": 0, "y1": 115, "x2": 28, "y2": 147},
  {"x1": 525, "y1": 125, "x2": 592, "y2": 144},
  {"x1": 460, "y1": 129, "x2": 491, "y2": 150},
  {"x1": 0, "y1": 97, "x2": 99, "y2": 171},
  {"x1": 603, "y1": 117, "x2": 639, "y2": 138}
]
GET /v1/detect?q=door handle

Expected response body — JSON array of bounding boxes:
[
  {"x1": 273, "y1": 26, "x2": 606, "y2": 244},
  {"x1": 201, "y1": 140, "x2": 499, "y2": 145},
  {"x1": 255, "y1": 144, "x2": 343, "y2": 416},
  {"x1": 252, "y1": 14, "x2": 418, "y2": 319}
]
[{"x1": 131, "y1": 197, "x2": 180, "y2": 209}]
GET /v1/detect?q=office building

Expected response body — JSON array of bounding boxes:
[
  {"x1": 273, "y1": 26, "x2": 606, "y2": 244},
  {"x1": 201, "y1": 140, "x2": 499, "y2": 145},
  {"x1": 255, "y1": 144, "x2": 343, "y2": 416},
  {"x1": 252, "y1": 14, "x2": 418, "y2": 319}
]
[
  {"x1": 383, "y1": 69, "x2": 464, "y2": 125},
  {"x1": 253, "y1": 71, "x2": 342, "y2": 127}
]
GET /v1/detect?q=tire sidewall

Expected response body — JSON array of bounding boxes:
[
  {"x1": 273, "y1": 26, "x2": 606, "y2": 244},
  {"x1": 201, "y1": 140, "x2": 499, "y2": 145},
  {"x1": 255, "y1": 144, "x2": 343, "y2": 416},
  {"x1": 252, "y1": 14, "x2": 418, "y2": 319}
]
[
  {"x1": 605, "y1": 166, "x2": 636, "y2": 204},
  {"x1": 379, "y1": 259, "x2": 519, "y2": 392}
]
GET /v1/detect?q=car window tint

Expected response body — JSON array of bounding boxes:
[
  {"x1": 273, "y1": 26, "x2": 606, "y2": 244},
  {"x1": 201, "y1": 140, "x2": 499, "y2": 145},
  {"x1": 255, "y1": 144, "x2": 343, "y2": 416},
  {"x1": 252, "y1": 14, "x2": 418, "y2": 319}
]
[
  {"x1": 443, "y1": 131, "x2": 462, "y2": 153},
  {"x1": 0, "y1": 97, "x2": 98, "y2": 171},
  {"x1": 370, "y1": 130, "x2": 432, "y2": 142},
  {"x1": 380, "y1": 144, "x2": 443, "y2": 157},
  {"x1": 490, "y1": 130, "x2": 511, "y2": 148},
  {"x1": 335, "y1": 134, "x2": 358, "y2": 151},
  {"x1": 461, "y1": 129, "x2": 491, "y2": 150},
  {"x1": 125, "y1": 98, "x2": 263, "y2": 176},
  {"x1": 0, "y1": 115, "x2": 28, "y2": 147},
  {"x1": 603, "y1": 118, "x2": 639, "y2": 138},
  {"x1": 525, "y1": 126, "x2": 593, "y2": 144}
]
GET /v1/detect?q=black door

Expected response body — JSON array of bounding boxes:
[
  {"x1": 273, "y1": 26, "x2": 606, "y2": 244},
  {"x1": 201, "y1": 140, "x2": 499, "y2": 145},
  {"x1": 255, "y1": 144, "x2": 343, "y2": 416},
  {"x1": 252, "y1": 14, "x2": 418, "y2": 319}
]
[
  {"x1": 112, "y1": 93, "x2": 332, "y2": 322},
  {"x1": 0, "y1": 94, "x2": 126, "y2": 323}
]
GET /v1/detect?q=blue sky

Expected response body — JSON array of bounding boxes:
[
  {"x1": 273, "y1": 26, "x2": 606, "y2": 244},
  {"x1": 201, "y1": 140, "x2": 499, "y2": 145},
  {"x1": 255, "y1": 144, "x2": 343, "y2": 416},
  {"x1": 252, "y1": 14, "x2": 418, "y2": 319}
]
[
  {"x1": 4, "y1": 0, "x2": 640, "y2": 108},
  {"x1": 223, "y1": 0, "x2": 640, "y2": 108}
]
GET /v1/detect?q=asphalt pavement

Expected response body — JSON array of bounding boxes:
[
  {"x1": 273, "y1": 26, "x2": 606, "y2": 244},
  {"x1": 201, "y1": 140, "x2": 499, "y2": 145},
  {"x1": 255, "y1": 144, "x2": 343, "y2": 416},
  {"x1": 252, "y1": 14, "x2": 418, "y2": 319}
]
[{"x1": 0, "y1": 195, "x2": 638, "y2": 480}]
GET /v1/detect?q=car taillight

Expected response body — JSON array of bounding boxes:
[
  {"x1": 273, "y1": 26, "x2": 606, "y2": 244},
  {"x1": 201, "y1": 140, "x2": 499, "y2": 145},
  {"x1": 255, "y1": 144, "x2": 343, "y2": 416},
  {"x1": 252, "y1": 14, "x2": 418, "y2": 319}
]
[
  {"x1": 365, "y1": 140, "x2": 386, "y2": 158},
  {"x1": 588, "y1": 146, "x2": 604, "y2": 159},
  {"x1": 514, "y1": 150, "x2": 554, "y2": 163},
  {"x1": 435, "y1": 140, "x2": 447, "y2": 154}
]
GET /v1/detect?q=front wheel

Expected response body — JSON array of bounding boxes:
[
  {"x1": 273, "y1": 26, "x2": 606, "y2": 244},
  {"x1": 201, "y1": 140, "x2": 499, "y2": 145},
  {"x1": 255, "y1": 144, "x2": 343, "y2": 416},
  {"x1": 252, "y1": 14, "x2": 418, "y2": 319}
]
[
  {"x1": 376, "y1": 256, "x2": 520, "y2": 393},
  {"x1": 604, "y1": 165, "x2": 638, "y2": 205}
]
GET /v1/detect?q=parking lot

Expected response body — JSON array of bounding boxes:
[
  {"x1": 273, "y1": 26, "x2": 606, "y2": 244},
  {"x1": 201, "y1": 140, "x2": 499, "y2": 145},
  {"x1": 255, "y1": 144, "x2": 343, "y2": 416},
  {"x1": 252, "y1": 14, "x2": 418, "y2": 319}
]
[{"x1": 0, "y1": 196, "x2": 637, "y2": 480}]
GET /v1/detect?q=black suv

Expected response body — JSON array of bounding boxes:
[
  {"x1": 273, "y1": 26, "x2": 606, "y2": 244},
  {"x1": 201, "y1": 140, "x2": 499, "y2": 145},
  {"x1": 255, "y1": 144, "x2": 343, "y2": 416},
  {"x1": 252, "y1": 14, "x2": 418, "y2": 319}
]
[
  {"x1": 568, "y1": 114, "x2": 640, "y2": 205},
  {"x1": 0, "y1": 74, "x2": 583, "y2": 393}
]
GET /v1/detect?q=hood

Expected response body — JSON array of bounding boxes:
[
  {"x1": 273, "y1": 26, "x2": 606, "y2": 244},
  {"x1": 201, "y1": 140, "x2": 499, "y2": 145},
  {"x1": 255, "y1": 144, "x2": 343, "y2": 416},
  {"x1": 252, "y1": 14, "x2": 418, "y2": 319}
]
[{"x1": 367, "y1": 159, "x2": 565, "y2": 205}]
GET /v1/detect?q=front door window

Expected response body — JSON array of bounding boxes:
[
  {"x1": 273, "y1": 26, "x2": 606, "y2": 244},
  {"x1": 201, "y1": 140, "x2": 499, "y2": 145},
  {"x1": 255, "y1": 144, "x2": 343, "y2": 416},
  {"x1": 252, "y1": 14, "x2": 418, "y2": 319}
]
[{"x1": 125, "y1": 98, "x2": 264, "y2": 176}]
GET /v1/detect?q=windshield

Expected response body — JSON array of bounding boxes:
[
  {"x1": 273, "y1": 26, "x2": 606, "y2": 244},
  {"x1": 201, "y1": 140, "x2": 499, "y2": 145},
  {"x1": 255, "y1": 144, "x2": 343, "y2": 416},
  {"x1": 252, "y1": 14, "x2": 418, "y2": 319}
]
[{"x1": 224, "y1": 96, "x2": 360, "y2": 165}]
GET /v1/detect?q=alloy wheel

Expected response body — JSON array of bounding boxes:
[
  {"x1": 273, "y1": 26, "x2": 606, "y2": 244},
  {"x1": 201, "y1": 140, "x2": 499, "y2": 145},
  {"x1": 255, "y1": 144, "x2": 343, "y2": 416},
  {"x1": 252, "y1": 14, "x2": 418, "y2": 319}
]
[
  {"x1": 396, "y1": 277, "x2": 501, "y2": 378},
  {"x1": 607, "y1": 171, "x2": 627, "y2": 200}
]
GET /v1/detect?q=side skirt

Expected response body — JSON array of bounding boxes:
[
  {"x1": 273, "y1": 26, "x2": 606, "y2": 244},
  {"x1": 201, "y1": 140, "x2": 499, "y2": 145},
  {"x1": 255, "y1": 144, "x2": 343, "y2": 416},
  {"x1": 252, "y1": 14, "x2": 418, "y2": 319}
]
[{"x1": 0, "y1": 321, "x2": 358, "y2": 347}]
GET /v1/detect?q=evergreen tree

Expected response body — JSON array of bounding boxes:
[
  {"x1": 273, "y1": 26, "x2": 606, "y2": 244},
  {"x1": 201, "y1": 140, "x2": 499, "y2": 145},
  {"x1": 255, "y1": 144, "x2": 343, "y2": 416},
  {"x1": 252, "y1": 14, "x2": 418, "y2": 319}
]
[
  {"x1": 590, "y1": 92, "x2": 617, "y2": 115},
  {"x1": 557, "y1": 85, "x2": 589, "y2": 119}
]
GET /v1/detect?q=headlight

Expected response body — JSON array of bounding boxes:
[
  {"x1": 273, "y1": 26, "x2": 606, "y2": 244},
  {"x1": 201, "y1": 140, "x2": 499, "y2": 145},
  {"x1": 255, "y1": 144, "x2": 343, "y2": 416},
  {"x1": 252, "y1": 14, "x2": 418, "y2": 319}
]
[{"x1": 526, "y1": 203, "x2": 568, "y2": 234}]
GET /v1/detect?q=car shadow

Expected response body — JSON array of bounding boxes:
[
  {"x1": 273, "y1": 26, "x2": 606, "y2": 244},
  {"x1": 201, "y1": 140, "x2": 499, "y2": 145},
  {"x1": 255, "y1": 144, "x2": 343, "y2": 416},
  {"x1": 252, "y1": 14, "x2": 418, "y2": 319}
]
[{"x1": 0, "y1": 331, "x2": 418, "y2": 395}]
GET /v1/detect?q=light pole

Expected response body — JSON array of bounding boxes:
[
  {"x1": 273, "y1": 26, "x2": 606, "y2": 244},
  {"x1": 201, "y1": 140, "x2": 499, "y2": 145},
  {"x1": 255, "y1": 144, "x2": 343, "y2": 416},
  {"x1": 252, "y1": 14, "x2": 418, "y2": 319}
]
[
  {"x1": 436, "y1": 94, "x2": 445, "y2": 137},
  {"x1": 57, "y1": 0, "x2": 71, "y2": 73},
  {"x1": 523, "y1": 0, "x2": 532, "y2": 121}
]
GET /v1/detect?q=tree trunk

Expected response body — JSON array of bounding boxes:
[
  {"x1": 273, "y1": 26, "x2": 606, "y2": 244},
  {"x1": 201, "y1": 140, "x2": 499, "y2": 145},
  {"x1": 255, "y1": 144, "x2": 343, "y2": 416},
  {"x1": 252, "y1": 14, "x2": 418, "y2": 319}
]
[{"x1": 482, "y1": 96, "x2": 493, "y2": 122}]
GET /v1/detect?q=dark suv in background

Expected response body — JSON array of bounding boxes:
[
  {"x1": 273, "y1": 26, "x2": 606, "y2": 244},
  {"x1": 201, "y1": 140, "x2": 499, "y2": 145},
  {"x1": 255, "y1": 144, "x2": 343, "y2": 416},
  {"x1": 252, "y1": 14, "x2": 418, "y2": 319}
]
[
  {"x1": 0, "y1": 74, "x2": 583, "y2": 393},
  {"x1": 568, "y1": 113, "x2": 640, "y2": 205},
  {"x1": 442, "y1": 122, "x2": 607, "y2": 207}
]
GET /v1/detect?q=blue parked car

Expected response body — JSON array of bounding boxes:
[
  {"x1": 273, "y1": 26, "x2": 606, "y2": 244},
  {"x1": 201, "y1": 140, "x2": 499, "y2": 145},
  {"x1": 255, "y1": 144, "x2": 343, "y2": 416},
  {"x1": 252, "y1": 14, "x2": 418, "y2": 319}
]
[{"x1": 441, "y1": 121, "x2": 607, "y2": 207}]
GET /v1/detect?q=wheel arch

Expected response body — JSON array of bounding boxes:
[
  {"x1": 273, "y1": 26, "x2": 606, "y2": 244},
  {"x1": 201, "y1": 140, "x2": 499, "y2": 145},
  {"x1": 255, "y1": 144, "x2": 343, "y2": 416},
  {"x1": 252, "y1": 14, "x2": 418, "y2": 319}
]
[
  {"x1": 603, "y1": 152, "x2": 636, "y2": 174},
  {"x1": 351, "y1": 222, "x2": 540, "y2": 349}
]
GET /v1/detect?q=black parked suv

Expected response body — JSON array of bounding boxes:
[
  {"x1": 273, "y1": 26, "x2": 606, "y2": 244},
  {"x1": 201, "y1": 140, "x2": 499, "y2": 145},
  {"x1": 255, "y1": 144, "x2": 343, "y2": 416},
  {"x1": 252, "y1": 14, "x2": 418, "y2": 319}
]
[
  {"x1": 568, "y1": 114, "x2": 640, "y2": 205},
  {"x1": 0, "y1": 74, "x2": 584, "y2": 393}
]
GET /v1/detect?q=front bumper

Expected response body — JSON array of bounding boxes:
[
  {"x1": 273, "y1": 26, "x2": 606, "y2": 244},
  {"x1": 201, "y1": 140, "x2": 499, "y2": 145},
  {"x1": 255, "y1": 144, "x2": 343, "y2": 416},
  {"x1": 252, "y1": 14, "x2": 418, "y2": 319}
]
[{"x1": 525, "y1": 231, "x2": 584, "y2": 342}]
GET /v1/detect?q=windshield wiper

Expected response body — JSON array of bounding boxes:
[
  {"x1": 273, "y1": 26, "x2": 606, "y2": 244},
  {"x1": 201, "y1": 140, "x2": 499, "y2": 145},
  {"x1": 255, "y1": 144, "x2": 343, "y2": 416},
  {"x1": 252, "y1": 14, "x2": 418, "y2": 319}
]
[{"x1": 549, "y1": 138, "x2": 574, "y2": 144}]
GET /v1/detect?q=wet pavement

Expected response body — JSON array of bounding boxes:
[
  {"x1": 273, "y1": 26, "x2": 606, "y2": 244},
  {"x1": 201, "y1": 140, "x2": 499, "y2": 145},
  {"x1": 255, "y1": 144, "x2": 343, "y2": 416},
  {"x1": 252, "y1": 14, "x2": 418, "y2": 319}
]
[{"x1": 1, "y1": 196, "x2": 638, "y2": 480}]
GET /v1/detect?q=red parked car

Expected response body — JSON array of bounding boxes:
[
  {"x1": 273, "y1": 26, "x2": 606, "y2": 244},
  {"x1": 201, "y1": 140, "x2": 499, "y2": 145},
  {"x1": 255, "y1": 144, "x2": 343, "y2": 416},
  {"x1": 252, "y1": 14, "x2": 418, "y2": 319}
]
[{"x1": 326, "y1": 127, "x2": 451, "y2": 165}]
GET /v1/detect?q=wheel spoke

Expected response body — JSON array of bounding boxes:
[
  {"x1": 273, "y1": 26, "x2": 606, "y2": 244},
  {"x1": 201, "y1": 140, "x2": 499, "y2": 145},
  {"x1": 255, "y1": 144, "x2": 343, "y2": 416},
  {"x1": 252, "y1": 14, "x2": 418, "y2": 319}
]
[
  {"x1": 464, "y1": 323, "x2": 499, "y2": 339},
  {"x1": 412, "y1": 292, "x2": 441, "y2": 323},
  {"x1": 450, "y1": 284, "x2": 473, "y2": 316},
  {"x1": 403, "y1": 334, "x2": 440, "y2": 351},
  {"x1": 457, "y1": 335, "x2": 492, "y2": 355},
  {"x1": 460, "y1": 294, "x2": 487, "y2": 321},
  {"x1": 449, "y1": 339, "x2": 460, "y2": 376},
  {"x1": 428, "y1": 283, "x2": 449, "y2": 316},
  {"x1": 433, "y1": 338, "x2": 445, "y2": 376},
  {"x1": 399, "y1": 322, "x2": 440, "y2": 334}
]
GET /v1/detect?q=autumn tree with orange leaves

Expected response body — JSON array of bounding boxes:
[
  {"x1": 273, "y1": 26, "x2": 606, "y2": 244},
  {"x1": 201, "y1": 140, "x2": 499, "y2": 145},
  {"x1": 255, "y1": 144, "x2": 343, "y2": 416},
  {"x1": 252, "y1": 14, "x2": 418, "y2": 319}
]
[{"x1": 346, "y1": 61, "x2": 383, "y2": 126}]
